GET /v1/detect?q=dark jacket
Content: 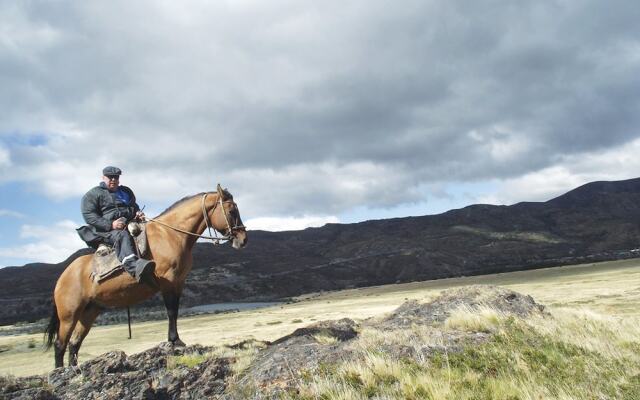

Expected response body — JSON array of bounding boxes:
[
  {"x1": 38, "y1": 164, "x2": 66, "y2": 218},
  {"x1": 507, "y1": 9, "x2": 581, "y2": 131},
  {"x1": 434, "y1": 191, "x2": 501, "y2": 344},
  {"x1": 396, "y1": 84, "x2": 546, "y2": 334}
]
[{"x1": 76, "y1": 183, "x2": 140, "y2": 247}]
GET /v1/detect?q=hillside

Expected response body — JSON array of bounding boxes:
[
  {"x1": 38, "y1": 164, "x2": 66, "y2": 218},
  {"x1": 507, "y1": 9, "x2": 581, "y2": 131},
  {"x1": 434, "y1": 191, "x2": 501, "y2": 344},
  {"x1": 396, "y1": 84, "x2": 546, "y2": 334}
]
[
  {"x1": 2, "y1": 286, "x2": 639, "y2": 399},
  {"x1": 2, "y1": 178, "x2": 640, "y2": 325}
]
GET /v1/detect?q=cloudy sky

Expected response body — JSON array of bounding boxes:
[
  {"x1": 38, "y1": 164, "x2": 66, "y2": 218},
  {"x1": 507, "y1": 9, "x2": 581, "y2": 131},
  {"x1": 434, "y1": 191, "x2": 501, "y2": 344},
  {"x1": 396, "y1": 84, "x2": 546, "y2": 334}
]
[{"x1": 1, "y1": 1, "x2": 639, "y2": 267}]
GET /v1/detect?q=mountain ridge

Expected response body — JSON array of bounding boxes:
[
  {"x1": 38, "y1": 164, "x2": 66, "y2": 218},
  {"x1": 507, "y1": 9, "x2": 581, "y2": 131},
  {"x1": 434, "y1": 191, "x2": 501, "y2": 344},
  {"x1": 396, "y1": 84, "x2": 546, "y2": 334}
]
[{"x1": 1, "y1": 177, "x2": 639, "y2": 325}]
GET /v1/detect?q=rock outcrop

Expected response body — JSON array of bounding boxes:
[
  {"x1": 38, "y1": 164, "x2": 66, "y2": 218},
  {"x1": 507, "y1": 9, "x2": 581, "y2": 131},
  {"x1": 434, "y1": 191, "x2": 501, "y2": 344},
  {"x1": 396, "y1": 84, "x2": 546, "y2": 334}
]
[{"x1": 1, "y1": 286, "x2": 546, "y2": 399}]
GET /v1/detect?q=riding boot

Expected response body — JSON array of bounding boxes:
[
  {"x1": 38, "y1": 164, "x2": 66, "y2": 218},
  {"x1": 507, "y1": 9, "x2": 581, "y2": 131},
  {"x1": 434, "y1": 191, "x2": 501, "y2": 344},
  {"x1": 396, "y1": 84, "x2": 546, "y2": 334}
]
[
  {"x1": 135, "y1": 258, "x2": 156, "y2": 285},
  {"x1": 122, "y1": 256, "x2": 155, "y2": 284}
]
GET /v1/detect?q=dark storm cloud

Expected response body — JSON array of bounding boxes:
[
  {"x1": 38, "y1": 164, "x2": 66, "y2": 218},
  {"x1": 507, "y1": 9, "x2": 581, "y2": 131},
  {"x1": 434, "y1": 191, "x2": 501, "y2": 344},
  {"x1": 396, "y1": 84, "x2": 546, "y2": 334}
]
[
  {"x1": 213, "y1": 0, "x2": 640, "y2": 174},
  {"x1": 1, "y1": 0, "x2": 640, "y2": 216}
]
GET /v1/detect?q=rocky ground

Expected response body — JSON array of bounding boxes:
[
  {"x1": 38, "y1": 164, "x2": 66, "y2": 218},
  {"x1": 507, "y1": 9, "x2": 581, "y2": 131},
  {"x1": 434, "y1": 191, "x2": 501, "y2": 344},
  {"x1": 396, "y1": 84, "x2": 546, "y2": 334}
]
[{"x1": 0, "y1": 286, "x2": 547, "y2": 399}]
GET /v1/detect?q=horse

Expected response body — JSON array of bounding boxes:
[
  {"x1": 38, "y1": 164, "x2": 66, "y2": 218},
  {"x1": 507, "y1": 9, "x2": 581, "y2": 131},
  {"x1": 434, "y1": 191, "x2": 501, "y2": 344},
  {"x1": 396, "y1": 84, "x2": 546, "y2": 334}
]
[{"x1": 45, "y1": 184, "x2": 247, "y2": 368}]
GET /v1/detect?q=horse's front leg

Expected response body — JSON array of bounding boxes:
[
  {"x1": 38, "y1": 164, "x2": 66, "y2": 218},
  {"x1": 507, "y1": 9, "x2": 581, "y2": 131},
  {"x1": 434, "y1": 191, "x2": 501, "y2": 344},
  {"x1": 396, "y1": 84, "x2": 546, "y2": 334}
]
[{"x1": 162, "y1": 291, "x2": 185, "y2": 347}]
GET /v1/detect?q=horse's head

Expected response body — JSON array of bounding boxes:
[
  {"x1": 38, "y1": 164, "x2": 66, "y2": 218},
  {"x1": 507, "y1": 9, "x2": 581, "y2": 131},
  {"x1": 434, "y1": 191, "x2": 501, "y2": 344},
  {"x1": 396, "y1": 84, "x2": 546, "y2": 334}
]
[{"x1": 211, "y1": 184, "x2": 247, "y2": 249}]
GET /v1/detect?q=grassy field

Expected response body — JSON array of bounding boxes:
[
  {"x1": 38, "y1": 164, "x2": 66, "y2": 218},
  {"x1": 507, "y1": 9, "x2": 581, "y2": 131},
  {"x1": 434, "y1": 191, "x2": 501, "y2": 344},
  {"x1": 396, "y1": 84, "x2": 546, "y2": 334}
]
[
  {"x1": 294, "y1": 298, "x2": 640, "y2": 399},
  {"x1": 0, "y1": 258, "x2": 638, "y2": 378}
]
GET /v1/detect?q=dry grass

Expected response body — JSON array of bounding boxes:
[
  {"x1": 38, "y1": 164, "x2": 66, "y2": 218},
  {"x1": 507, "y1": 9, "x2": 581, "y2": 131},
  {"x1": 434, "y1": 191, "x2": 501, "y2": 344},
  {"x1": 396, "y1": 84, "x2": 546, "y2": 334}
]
[
  {"x1": 444, "y1": 305, "x2": 503, "y2": 333},
  {"x1": 312, "y1": 333, "x2": 339, "y2": 345},
  {"x1": 528, "y1": 307, "x2": 640, "y2": 363},
  {"x1": 209, "y1": 340, "x2": 266, "y2": 376},
  {"x1": 451, "y1": 225, "x2": 564, "y2": 243},
  {"x1": 1, "y1": 258, "x2": 639, "y2": 377},
  {"x1": 294, "y1": 305, "x2": 640, "y2": 399},
  {"x1": 166, "y1": 339, "x2": 267, "y2": 388},
  {"x1": 166, "y1": 353, "x2": 208, "y2": 369}
]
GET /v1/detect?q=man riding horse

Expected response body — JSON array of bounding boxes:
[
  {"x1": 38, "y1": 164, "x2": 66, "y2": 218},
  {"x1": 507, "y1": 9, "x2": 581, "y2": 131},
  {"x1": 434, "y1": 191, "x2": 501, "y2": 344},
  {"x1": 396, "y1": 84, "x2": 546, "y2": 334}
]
[
  {"x1": 48, "y1": 180, "x2": 247, "y2": 368},
  {"x1": 76, "y1": 166, "x2": 155, "y2": 284}
]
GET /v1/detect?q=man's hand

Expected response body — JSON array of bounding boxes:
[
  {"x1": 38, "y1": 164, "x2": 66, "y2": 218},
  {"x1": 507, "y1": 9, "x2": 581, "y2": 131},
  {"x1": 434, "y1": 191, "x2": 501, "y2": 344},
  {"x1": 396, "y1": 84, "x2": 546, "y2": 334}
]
[
  {"x1": 135, "y1": 211, "x2": 146, "y2": 221},
  {"x1": 112, "y1": 219, "x2": 126, "y2": 230}
]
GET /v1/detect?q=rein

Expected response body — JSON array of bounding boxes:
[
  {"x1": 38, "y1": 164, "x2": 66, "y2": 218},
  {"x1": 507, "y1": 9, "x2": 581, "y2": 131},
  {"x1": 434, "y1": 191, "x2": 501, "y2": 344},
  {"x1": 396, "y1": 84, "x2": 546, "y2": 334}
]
[{"x1": 145, "y1": 193, "x2": 244, "y2": 245}]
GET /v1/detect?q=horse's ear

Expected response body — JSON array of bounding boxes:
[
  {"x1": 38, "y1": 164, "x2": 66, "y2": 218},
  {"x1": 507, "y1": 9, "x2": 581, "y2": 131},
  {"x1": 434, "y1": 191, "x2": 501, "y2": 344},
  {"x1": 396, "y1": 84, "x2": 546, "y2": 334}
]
[{"x1": 217, "y1": 183, "x2": 224, "y2": 199}]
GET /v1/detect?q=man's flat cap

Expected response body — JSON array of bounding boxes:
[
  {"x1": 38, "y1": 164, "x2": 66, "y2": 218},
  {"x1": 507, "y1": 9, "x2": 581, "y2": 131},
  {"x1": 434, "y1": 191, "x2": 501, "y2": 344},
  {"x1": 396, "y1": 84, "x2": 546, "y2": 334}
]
[{"x1": 102, "y1": 166, "x2": 122, "y2": 176}]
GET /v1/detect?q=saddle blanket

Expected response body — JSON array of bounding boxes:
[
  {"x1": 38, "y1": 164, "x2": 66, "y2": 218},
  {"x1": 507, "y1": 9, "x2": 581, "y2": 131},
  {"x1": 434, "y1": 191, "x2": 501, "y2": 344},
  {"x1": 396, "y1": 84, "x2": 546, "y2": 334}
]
[{"x1": 91, "y1": 222, "x2": 149, "y2": 283}]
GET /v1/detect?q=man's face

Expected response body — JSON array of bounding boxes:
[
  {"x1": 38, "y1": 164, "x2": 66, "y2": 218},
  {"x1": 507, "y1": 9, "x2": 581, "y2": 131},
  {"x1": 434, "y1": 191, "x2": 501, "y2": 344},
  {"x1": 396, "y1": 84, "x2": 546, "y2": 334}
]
[{"x1": 102, "y1": 175, "x2": 120, "y2": 192}]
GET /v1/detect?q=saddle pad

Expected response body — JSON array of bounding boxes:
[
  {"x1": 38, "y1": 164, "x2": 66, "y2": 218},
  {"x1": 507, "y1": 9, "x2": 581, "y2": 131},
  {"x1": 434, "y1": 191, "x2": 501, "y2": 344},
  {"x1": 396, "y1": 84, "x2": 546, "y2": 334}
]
[
  {"x1": 91, "y1": 248, "x2": 123, "y2": 283},
  {"x1": 90, "y1": 223, "x2": 149, "y2": 283}
]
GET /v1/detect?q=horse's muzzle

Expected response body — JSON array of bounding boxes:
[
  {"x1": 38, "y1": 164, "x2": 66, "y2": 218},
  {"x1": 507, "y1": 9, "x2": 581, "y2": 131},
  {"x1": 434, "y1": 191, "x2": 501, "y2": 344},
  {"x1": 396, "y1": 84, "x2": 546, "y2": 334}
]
[{"x1": 232, "y1": 231, "x2": 248, "y2": 249}]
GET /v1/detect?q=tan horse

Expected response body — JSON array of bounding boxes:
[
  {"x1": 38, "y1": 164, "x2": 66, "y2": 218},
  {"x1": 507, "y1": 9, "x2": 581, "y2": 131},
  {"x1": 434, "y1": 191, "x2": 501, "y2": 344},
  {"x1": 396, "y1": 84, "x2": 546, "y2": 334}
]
[{"x1": 45, "y1": 184, "x2": 247, "y2": 368}]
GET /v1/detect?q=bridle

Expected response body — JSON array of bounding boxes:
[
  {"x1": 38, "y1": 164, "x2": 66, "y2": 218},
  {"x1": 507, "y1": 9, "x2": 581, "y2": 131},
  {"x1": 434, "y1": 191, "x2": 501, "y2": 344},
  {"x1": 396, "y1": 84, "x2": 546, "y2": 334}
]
[
  {"x1": 201, "y1": 192, "x2": 245, "y2": 244},
  {"x1": 146, "y1": 192, "x2": 245, "y2": 245}
]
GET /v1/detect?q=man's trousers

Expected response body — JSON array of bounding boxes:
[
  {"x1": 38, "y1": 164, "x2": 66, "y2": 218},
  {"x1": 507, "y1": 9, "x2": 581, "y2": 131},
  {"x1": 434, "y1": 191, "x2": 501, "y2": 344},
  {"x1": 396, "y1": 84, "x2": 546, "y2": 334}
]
[{"x1": 101, "y1": 229, "x2": 138, "y2": 275}]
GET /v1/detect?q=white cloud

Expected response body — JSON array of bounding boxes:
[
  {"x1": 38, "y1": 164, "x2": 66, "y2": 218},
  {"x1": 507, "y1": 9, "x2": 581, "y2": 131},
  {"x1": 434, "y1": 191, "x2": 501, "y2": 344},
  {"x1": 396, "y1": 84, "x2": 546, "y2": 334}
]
[
  {"x1": 477, "y1": 167, "x2": 581, "y2": 205},
  {"x1": 468, "y1": 126, "x2": 534, "y2": 163},
  {"x1": 223, "y1": 161, "x2": 423, "y2": 218},
  {"x1": 0, "y1": 145, "x2": 9, "y2": 167},
  {"x1": 0, "y1": 220, "x2": 85, "y2": 264},
  {"x1": 478, "y1": 138, "x2": 640, "y2": 205},
  {"x1": 245, "y1": 215, "x2": 339, "y2": 232},
  {"x1": 0, "y1": 209, "x2": 24, "y2": 218}
]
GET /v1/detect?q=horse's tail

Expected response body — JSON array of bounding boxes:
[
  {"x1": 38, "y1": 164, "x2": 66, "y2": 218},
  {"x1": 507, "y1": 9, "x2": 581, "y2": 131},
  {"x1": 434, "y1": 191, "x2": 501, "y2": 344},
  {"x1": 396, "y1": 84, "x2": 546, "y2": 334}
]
[{"x1": 44, "y1": 300, "x2": 59, "y2": 350}]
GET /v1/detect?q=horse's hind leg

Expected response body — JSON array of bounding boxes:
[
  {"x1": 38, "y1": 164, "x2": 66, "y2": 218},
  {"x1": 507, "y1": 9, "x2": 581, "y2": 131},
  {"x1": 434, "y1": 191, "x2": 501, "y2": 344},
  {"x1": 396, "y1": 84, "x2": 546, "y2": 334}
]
[
  {"x1": 51, "y1": 254, "x2": 92, "y2": 368},
  {"x1": 69, "y1": 303, "x2": 101, "y2": 367},
  {"x1": 54, "y1": 313, "x2": 79, "y2": 368}
]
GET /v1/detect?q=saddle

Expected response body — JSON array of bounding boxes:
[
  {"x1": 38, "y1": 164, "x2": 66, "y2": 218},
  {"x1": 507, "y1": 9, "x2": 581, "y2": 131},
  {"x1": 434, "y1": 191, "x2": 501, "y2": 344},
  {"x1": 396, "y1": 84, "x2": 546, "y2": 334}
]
[{"x1": 91, "y1": 222, "x2": 149, "y2": 283}]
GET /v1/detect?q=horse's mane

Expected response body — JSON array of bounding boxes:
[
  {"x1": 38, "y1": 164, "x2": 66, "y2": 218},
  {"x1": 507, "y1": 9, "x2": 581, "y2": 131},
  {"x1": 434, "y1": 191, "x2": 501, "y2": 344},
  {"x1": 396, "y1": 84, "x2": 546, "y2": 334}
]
[
  {"x1": 155, "y1": 193, "x2": 205, "y2": 218},
  {"x1": 155, "y1": 189, "x2": 233, "y2": 218}
]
